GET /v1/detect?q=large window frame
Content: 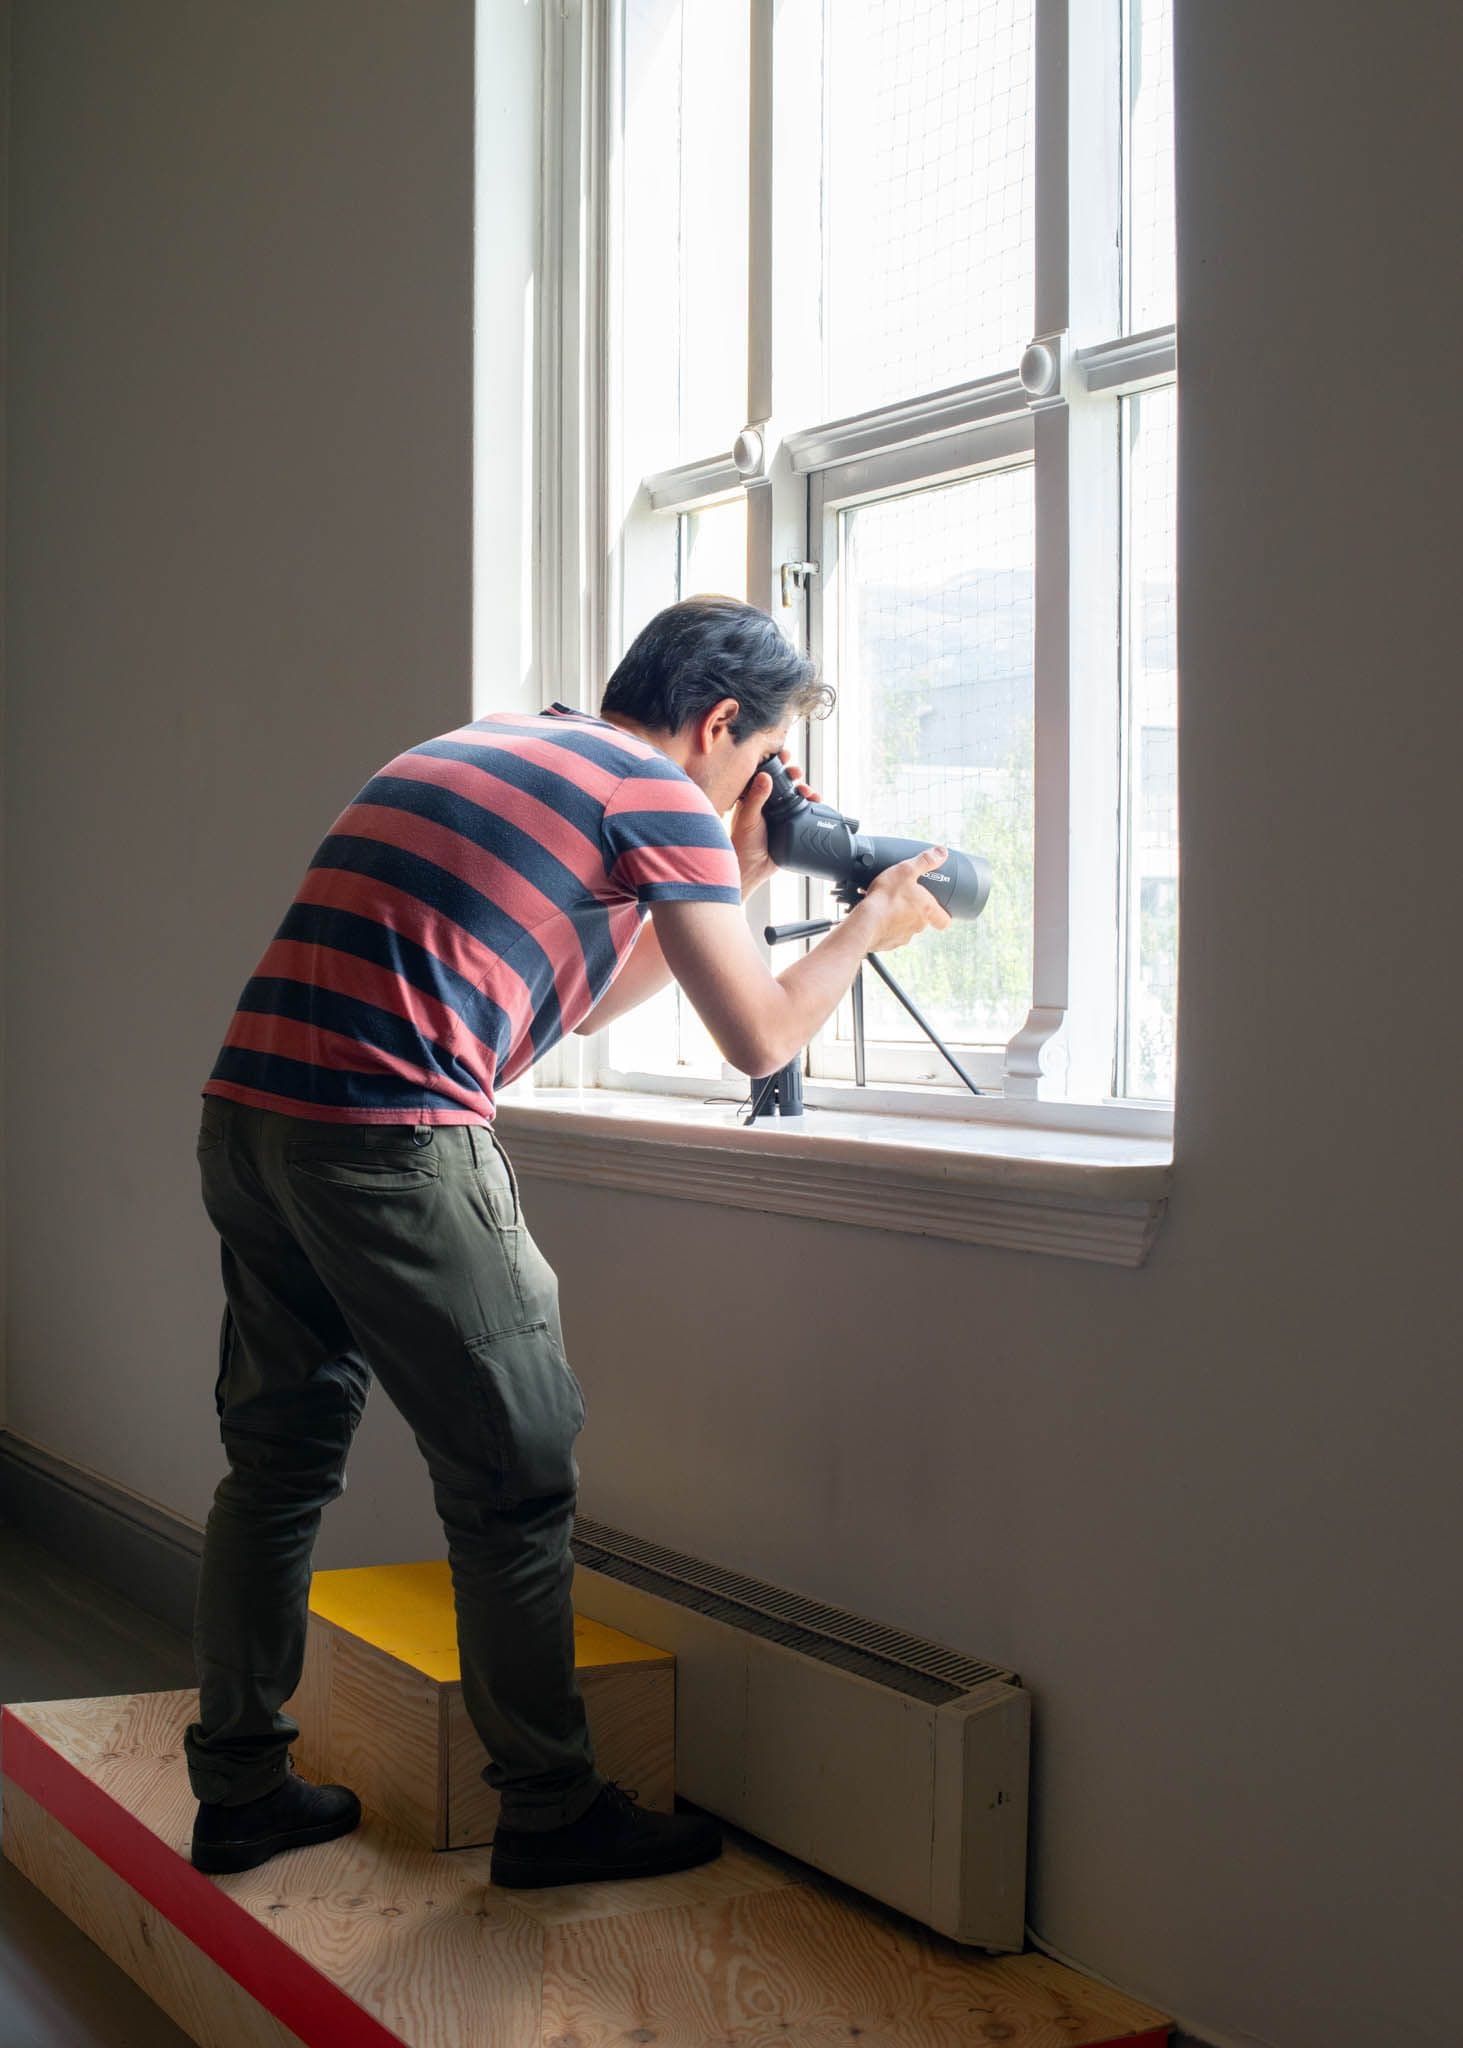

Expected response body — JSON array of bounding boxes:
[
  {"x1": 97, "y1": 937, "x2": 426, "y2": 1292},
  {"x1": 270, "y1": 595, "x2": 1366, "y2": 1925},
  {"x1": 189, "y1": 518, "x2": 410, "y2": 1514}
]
[{"x1": 530, "y1": 0, "x2": 1177, "y2": 1140}]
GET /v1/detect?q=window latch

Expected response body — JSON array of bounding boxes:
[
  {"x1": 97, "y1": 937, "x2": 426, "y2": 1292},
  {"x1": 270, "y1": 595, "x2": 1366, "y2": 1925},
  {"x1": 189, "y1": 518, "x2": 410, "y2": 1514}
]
[{"x1": 779, "y1": 560, "x2": 819, "y2": 607}]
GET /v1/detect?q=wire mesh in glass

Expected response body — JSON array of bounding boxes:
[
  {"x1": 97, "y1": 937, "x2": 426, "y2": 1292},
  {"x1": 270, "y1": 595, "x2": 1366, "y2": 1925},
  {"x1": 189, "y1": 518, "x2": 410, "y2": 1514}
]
[
  {"x1": 678, "y1": 496, "x2": 748, "y2": 604},
  {"x1": 620, "y1": 0, "x2": 749, "y2": 471},
  {"x1": 1125, "y1": 0, "x2": 1175, "y2": 333},
  {"x1": 1119, "y1": 384, "x2": 1178, "y2": 1099},
  {"x1": 604, "y1": 496, "x2": 750, "y2": 1080},
  {"x1": 836, "y1": 466, "x2": 1034, "y2": 1053},
  {"x1": 822, "y1": 0, "x2": 1034, "y2": 421}
]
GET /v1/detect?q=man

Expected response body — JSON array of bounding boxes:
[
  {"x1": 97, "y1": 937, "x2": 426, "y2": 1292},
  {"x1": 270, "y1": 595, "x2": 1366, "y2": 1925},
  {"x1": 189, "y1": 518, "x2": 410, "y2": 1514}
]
[{"x1": 186, "y1": 595, "x2": 950, "y2": 1887}]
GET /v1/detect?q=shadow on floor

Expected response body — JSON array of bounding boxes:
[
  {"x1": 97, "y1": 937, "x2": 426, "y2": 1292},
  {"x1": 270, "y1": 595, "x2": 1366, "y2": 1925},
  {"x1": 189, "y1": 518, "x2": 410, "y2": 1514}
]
[{"x1": 0, "y1": 1520, "x2": 197, "y2": 2048}]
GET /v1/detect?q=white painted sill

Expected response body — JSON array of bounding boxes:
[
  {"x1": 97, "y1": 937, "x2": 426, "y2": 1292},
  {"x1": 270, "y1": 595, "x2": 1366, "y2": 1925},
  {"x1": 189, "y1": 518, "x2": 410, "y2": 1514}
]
[{"x1": 494, "y1": 1088, "x2": 1172, "y2": 1268}]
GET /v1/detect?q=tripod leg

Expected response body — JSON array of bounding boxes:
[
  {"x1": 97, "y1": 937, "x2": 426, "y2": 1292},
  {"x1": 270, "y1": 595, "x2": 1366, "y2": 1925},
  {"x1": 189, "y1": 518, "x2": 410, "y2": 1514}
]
[
  {"x1": 851, "y1": 963, "x2": 866, "y2": 1088},
  {"x1": 864, "y1": 952, "x2": 984, "y2": 1097}
]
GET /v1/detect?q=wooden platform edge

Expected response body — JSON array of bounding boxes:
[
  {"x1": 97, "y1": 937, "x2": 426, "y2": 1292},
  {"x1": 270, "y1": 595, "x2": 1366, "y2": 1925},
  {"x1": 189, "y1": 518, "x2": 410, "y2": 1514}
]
[
  {"x1": 1, "y1": 1702, "x2": 1174, "y2": 2048},
  {"x1": 2, "y1": 1777, "x2": 309, "y2": 2048},
  {"x1": 0, "y1": 1705, "x2": 399, "y2": 2048}
]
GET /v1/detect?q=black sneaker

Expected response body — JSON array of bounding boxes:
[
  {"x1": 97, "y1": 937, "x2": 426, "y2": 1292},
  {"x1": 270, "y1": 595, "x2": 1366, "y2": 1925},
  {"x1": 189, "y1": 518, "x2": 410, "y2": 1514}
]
[
  {"x1": 191, "y1": 1756, "x2": 362, "y2": 1874},
  {"x1": 490, "y1": 1779, "x2": 722, "y2": 1890}
]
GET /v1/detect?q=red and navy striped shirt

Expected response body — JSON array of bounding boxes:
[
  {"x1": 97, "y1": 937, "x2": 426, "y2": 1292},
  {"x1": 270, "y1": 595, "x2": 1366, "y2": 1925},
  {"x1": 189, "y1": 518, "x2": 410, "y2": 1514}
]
[{"x1": 202, "y1": 703, "x2": 742, "y2": 1123}]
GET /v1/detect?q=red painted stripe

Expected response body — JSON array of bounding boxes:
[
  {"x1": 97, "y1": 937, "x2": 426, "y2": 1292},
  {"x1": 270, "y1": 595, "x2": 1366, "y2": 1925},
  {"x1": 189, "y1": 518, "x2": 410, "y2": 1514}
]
[{"x1": 1, "y1": 1709, "x2": 402, "y2": 2048}]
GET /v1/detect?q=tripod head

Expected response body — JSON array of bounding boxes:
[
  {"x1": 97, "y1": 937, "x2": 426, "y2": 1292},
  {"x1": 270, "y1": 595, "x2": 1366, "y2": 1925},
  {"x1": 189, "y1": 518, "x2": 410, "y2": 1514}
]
[{"x1": 755, "y1": 755, "x2": 992, "y2": 921}]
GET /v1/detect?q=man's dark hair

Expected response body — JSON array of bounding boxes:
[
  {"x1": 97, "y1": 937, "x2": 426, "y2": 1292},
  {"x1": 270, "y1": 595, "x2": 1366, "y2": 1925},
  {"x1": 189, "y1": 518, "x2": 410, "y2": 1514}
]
[{"x1": 600, "y1": 595, "x2": 833, "y2": 741}]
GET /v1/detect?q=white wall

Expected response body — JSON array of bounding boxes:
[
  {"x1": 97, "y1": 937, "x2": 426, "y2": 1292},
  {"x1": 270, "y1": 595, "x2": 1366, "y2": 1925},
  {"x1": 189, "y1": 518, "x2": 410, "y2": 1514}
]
[
  {"x1": 3, "y1": 5, "x2": 1460, "y2": 2047},
  {"x1": 1, "y1": 0, "x2": 485, "y2": 1531}
]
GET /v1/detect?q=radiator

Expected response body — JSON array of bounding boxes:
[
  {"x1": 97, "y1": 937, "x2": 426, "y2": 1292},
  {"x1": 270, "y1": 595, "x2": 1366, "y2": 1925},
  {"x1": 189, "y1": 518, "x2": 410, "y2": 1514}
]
[{"x1": 569, "y1": 1515, "x2": 1030, "y2": 1952}]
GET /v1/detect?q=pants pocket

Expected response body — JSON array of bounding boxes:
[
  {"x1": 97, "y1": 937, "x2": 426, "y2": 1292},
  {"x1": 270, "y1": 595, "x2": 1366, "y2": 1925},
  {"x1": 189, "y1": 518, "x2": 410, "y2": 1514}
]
[{"x1": 465, "y1": 1321, "x2": 586, "y2": 1502}]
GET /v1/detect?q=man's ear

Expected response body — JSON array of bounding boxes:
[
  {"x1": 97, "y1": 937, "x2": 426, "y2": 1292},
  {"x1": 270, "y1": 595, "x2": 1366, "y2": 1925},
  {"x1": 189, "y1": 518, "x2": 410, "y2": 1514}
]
[{"x1": 698, "y1": 696, "x2": 741, "y2": 753}]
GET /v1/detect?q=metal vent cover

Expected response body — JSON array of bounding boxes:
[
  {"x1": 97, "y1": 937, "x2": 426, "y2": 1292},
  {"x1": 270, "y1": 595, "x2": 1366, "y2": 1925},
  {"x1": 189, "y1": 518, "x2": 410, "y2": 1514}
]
[{"x1": 571, "y1": 1515, "x2": 1017, "y2": 1706}]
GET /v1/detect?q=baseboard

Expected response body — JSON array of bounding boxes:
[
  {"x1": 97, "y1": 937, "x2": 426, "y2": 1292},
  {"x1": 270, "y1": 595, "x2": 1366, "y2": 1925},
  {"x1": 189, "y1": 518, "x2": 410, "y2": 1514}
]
[{"x1": 0, "y1": 1431, "x2": 202, "y2": 1637}]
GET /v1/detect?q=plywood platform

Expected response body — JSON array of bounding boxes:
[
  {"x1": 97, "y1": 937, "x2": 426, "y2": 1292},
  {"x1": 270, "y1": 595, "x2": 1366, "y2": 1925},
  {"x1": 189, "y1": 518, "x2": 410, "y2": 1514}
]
[
  {"x1": 1, "y1": 1690, "x2": 1174, "y2": 2048},
  {"x1": 284, "y1": 1562, "x2": 675, "y2": 1849}
]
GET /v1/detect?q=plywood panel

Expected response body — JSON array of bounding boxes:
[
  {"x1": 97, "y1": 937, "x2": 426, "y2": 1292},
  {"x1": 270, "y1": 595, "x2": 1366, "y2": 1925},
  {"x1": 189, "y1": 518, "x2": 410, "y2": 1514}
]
[
  {"x1": 282, "y1": 1614, "x2": 333, "y2": 1773},
  {"x1": 4, "y1": 1692, "x2": 545, "y2": 2048},
  {"x1": 542, "y1": 1875, "x2": 1172, "y2": 2048},
  {"x1": 284, "y1": 1617, "x2": 446, "y2": 1847},
  {"x1": 3, "y1": 1778, "x2": 309, "y2": 2048},
  {"x1": 443, "y1": 1661, "x2": 676, "y2": 1849},
  {"x1": 2, "y1": 1692, "x2": 1172, "y2": 2048},
  {"x1": 3, "y1": 1693, "x2": 139, "y2": 1761}
]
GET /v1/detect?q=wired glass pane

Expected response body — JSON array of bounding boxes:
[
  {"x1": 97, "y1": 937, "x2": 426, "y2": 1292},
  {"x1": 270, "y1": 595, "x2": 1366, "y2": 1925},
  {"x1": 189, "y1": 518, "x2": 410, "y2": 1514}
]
[
  {"x1": 678, "y1": 496, "x2": 748, "y2": 603},
  {"x1": 1120, "y1": 385, "x2": 1178, "y2": 1098},
  {"x1": 1126, "y1": 0, "x2": 1175, "y2": 332},
  {"x1": 837, "y1": 467, "x2": 1034, "y2": 1051},
  {"x1": 621, "y1": 0, "x2": 749, "y2": 470},
  {"x1": 823, "y1": 0, "x2": 1034, "y2": 419},
  {"x1": 604, "y1": 496, "x2": 750, "y2": 1080}
]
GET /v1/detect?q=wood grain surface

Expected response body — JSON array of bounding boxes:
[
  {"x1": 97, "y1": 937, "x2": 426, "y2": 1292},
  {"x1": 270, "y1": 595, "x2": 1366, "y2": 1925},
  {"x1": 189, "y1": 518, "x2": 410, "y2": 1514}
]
[
  {"x1": 3, "y1": 1691, "x2": 1174, "y2": 2048},
  {"x1": 285, "y1": 1610, "x2": 677, "y2": 1854},
  {"x1": 290, "y1": 1616, "x2": 449, "y2": 1846},
  {"x1": 3, "y1": 1778, "x2": 310, "y2": 2048},
  {"x1": 445, "y1": 1661, "x2": 676, "y2": 1850}
]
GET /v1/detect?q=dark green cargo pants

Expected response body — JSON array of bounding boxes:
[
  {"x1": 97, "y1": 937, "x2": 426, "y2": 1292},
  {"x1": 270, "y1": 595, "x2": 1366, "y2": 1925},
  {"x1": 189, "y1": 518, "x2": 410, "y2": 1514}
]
[{"x1": 183, "y1": 1095, "x2": 605, "y2": 1832}]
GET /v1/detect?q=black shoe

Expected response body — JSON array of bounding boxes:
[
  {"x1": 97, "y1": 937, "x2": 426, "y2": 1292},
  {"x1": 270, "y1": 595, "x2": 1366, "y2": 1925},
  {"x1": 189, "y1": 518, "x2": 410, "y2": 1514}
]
[
  {"x1": 490, "y1": 1779, "x2": 722, "y2": 1890},
  {"x1": 191, "y1": 1756, "x2": 362, "y2": 1875}
]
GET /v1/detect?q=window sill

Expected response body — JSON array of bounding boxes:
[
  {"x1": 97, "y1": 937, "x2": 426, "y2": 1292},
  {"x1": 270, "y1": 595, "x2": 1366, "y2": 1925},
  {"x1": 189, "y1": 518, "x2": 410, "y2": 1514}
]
[{"x1": 493, "y1": 1088, "x2": 1172, "y2": 1267}]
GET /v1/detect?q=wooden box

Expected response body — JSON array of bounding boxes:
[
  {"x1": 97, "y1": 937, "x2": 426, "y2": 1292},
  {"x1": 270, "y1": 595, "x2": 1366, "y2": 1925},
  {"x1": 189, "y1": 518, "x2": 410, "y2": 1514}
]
[{"x1": 283, "y1": 1560, "x2": 675, "y2": 1849}]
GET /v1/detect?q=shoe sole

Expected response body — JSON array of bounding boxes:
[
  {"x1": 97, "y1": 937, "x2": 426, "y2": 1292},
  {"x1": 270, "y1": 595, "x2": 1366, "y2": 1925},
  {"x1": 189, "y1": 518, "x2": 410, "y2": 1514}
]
[
  {"x1": 490, "y1": 1834, "x2": 722, "y2": 1890},
  {"x1": 191, "y1": 1807, "x2": 362, "y2": 1875}
]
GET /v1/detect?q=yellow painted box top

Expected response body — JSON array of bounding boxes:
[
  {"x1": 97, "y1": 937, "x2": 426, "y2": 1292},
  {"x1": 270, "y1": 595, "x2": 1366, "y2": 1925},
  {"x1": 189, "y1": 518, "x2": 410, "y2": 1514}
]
[{"x1": 307, "y1": 1560, "x2": 673, "y2": 1685}]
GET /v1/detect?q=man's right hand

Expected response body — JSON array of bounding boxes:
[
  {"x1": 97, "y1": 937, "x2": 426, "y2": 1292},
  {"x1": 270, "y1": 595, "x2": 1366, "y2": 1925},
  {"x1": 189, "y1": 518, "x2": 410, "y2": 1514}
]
[{"x1": 854, "y1": 845, "x2": 954, "y2": 951}]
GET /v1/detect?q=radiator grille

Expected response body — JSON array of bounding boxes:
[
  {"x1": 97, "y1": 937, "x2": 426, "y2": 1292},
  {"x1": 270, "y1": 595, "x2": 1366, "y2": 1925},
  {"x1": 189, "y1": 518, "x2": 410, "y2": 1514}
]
[{"x1": 572, "y1": 1515, "x2": 1016, "y2": 1705}]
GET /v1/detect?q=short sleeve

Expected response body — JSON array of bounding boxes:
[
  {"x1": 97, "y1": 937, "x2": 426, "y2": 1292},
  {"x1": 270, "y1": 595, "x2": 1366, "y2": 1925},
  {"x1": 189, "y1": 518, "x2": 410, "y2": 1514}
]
[{"x1": 601, "y1": 766, "x2": 743, "y2": 905}]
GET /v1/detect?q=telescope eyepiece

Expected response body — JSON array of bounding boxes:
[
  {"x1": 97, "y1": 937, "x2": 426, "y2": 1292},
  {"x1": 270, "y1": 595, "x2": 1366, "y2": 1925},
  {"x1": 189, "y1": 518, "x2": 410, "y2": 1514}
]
[{"x1": 750, "y1": 754, "x2": 991, "y2": 922}]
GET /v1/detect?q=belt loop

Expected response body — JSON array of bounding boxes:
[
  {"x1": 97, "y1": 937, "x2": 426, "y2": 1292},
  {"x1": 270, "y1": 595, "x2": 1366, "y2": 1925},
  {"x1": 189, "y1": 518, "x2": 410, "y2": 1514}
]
[{"x1": 467, "y1": 1125, "x2": 481, "y2": 1168}]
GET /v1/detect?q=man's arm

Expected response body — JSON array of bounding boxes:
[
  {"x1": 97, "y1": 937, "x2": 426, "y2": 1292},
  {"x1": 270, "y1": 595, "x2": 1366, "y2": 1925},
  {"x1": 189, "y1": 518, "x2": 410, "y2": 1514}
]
[
  {"x1": 574, "y1": 749, "x2": 804, "y2": 1039},
  {"x1": 573, "y1": 863, "x2": 770, "y2": 1038},
  {"x1": 647, "y1": 849, "x2": 950, "y2": 1076},
  {"x1": 571, "y1": 914, "x2": 677, "y2": 1036}
]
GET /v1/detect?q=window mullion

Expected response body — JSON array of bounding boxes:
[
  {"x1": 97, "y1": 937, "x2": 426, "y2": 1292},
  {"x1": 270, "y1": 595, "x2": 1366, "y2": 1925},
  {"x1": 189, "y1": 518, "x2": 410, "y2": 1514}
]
[
  {"x1": 1003, "y1": 0, "x2": 1072, "y2": 1096},
  {"x1": 1056, "y1": 0, "x2": 1127, "y2": 1099}
]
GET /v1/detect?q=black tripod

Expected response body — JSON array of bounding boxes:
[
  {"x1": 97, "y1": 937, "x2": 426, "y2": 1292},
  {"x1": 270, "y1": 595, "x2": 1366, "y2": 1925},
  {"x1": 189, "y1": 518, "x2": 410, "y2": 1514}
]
[{"x1": 745, "y1": 894, "x2": 984, "y2": 1122}]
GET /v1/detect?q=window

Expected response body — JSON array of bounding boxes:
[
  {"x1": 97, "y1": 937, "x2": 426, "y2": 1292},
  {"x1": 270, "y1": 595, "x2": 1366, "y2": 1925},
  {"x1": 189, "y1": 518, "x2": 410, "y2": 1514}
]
[{"x1": 541, "y1": 0, "x2": 1178, "y2": 1121}]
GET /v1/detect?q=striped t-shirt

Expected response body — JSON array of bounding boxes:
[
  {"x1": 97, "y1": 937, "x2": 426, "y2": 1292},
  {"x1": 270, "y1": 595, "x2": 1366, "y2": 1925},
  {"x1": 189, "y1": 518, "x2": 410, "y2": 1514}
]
[{"x1": 202, "y1": 703, "x2": 743, "y2": 1123}]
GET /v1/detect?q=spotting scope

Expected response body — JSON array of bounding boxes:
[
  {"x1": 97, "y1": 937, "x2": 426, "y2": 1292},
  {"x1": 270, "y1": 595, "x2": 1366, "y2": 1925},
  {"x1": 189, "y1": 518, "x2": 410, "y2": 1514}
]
[{"x1": 754, "y1": 755, "x2": 992, "y2": 920}]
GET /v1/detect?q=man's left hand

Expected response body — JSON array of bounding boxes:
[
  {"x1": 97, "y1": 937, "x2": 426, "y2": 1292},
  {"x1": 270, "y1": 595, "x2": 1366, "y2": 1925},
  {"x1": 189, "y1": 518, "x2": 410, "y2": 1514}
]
[{"x1": 728, "y1": 749, "x2": 821, "y2": 900}]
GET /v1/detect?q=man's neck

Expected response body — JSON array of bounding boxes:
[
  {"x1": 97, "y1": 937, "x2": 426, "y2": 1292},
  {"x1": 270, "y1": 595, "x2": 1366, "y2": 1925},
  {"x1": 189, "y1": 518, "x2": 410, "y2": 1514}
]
[{"x1": 598, "y1": 709, "x2": 688, "y2": 771}]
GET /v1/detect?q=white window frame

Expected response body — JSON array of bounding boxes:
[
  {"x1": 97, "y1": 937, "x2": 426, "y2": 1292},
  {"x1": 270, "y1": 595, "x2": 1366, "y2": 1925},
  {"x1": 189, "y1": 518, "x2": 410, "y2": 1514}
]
[{"x1": 528, "y1": 0, "x2": 1177, "y2": 1145}]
